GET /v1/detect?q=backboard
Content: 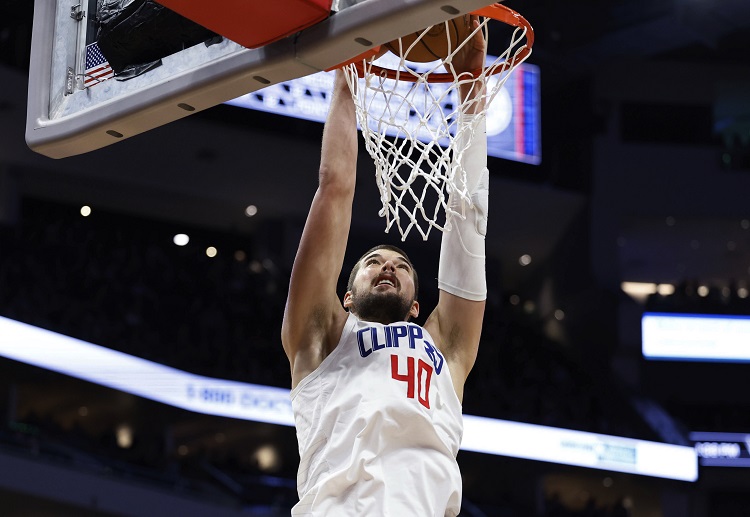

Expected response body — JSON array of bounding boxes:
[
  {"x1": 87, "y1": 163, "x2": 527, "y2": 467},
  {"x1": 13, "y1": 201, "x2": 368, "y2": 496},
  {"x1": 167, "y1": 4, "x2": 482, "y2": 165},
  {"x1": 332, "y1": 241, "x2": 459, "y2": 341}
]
[{"x1": 26, "y1": 0, "x2": 499, "y2": 159}]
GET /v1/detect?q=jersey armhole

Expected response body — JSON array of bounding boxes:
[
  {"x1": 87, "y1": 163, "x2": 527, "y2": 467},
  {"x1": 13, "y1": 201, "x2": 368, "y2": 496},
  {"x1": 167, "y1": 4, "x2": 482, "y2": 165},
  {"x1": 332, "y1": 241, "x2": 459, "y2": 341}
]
[{"x1": 291, "y1": 312, "x2": 357, "y2": 401}]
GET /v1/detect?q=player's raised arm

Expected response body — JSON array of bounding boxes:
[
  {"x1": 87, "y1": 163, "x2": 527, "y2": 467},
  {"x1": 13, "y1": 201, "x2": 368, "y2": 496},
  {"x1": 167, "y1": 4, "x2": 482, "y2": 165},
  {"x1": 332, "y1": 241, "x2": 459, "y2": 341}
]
[
  {"x1": 424, "y1": 15, "x2": 488, "y2": 401},
  {"x1": 281, "y1": 70, "x2": 357, "y2": 389}
]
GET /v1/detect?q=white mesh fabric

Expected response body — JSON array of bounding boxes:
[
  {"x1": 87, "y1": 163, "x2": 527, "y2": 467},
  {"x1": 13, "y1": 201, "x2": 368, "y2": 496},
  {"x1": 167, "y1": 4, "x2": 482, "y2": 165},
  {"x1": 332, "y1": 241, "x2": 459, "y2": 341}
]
[{"x1": 343, "y1": 17, "x2": 530, "y2": 240}]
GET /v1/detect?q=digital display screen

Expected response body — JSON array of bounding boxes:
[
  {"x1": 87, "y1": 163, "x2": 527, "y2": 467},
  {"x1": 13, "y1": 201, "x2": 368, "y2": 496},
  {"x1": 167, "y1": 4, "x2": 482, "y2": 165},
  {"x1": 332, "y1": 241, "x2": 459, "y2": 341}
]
[
  {"x1": 0, "y1": 315, "x2": 696, "y2": 480},
  {"x1": 642, "y1": 312, "x2": 750, "y2": 362},
  {"x1": 463, "y1": 415, "x2": 697, "y2": 481},
  {"x1": 226, "y1": 55, "x2": 541, "y2": 164},
  {"x1": 690, "y1": 432, "x2": 750, "y2": 467},
  {"x1": 0, "y1": 315, "x2": 294, "y2": 426}
]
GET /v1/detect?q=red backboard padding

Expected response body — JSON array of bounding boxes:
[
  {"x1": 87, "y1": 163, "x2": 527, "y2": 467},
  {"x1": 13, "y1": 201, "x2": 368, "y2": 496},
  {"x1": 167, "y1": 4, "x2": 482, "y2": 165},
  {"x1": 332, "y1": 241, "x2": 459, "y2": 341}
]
[{"x1": 154, "y1": 0, "x2": 333, "y2": 49}]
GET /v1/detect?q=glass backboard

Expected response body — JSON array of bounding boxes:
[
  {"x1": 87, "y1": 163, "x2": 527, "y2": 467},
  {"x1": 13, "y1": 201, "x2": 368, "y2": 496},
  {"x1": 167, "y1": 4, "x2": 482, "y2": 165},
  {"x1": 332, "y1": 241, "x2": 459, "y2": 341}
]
[{"x1": 26, "y1": 0, "x2": 498, "y2": 159}]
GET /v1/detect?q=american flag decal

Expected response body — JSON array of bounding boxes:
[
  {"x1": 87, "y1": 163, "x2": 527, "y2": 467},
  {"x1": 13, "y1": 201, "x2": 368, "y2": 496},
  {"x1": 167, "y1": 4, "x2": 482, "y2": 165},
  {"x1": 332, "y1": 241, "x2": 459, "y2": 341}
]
[{"x1": 84, "y1": 42, "x2": 114, "y2": 87}]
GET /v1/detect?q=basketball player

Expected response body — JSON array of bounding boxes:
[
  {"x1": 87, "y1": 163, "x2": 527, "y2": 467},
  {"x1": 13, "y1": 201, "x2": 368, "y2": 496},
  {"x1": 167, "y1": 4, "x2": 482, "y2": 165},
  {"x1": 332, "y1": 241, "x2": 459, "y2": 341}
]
[{"x1": 282, "y1": 16, "x2": 487, "y2": 516}]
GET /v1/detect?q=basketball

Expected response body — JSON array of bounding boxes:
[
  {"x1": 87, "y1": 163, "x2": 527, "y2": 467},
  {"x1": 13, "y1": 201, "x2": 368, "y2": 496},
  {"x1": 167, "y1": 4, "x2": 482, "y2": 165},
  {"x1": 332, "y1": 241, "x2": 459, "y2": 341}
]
[{"x1": 384, "y1": 15, "x2": 473, "y2": 63}]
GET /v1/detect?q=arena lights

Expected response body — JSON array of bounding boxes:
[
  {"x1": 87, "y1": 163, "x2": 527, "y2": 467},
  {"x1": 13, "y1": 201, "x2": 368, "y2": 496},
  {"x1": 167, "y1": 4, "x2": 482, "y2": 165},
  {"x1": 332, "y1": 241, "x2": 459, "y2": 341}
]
[
  {"x1": 0, "y1": 315, "x2": 696, "y2": 481},
  {"x1": 621, "y1": 282, "x2": 675, "y2": 303},
  {"x1": 254, "y1": 444, "x2": 281, "y2": 472},
  {"x1": 116, "y1": 424, "x2": 134, "y2": 449}
]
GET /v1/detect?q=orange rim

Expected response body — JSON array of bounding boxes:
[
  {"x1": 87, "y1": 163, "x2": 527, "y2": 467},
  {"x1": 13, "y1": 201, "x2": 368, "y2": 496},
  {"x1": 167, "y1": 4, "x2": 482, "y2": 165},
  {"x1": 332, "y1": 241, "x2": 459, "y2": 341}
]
[{"x1": 343, "y1": 3, "x2": 533, "y2": 83}]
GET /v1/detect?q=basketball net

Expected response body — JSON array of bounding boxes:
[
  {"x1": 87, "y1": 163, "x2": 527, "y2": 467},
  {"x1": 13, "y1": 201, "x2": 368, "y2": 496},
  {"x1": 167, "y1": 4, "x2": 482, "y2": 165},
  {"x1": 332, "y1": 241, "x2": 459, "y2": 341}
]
[{"x1": 342, "y1": 8, "x2": 532, "y2": 240}]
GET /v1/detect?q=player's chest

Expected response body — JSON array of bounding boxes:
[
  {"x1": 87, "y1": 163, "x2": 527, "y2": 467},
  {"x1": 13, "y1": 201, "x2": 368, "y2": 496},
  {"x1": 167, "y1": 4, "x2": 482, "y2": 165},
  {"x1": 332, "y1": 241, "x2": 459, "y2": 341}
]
[{"x1": 344, "y1": 323, "x2": 447, "y2": 409}]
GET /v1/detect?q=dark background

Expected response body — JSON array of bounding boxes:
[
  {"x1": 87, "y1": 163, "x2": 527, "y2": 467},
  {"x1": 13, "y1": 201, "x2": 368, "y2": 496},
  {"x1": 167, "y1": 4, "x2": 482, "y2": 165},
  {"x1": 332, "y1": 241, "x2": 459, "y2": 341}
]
[{"x1": 1, "y1": 0, "x2": 750, "y2": 515}]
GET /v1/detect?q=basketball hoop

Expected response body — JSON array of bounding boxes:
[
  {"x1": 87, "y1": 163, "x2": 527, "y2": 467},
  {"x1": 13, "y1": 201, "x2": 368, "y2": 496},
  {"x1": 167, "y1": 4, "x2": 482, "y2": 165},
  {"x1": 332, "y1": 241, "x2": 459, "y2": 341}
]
[{"x1": 341, "y1": 3, "x2": 534, "y2": 240}]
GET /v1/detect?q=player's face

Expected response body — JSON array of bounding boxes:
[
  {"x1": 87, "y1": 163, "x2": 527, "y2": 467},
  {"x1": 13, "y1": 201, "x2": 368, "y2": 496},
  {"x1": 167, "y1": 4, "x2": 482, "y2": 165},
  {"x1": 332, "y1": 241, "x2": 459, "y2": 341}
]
[{"x1": 344, "y1": 249, "x2": 419, "y2": 324}]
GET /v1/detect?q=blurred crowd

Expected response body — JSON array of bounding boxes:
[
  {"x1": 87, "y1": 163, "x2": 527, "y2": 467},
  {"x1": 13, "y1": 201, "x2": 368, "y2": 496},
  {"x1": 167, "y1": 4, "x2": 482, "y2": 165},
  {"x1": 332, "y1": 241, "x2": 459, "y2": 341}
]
[
  {"x1": 0, "y1": 197, "x2": 657, "y2": 441},
  {"x1": 0, "y1": 197, "x2": 667, "y2": 514},
  {"x1": 543, "y1": 493, "x2": 632, "y2": 517},
  {"x1": 0, "y1": 198, "x2": 290, "y2": 387}
]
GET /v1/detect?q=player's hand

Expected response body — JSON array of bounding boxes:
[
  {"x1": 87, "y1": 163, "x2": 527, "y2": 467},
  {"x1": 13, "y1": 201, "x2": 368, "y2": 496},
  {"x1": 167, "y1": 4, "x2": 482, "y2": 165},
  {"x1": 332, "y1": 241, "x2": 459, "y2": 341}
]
[{"x1": 451, "y1": 15, "x2": 485, "y2": 76}]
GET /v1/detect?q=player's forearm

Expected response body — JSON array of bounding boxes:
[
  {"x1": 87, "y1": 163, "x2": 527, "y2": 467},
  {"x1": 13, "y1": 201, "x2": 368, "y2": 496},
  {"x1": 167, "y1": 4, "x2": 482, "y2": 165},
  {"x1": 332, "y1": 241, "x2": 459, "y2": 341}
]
[
  {"x1": 282, "y1": 71, "x2": 357, "y2": 370},
  {"x1": 438, "y1": 113, "x2": 488, "y2": 301},
  {"x1": 318, "y1": 70, "x2": 358, "y2": 193}
]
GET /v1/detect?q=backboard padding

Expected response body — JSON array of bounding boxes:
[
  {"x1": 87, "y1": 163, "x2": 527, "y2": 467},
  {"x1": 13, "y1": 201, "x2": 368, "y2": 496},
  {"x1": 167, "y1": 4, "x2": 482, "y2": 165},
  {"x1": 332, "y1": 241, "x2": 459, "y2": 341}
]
[{"x1": 154, "y1": 0, "x2": 332, "y2": 49}]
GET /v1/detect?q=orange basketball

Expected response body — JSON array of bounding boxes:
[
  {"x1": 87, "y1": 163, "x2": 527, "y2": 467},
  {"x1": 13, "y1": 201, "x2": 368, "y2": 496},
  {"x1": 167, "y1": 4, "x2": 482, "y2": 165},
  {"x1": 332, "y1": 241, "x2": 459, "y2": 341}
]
[{"x1": 384, "y1": 15, "x2": 473, "y2": 63}]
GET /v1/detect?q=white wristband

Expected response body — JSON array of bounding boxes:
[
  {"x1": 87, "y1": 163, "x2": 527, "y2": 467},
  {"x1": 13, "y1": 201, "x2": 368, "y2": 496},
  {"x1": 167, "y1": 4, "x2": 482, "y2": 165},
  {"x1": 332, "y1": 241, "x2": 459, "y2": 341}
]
[{"x1": 437, "y1": 114, "x2": 488, "y2": 301}]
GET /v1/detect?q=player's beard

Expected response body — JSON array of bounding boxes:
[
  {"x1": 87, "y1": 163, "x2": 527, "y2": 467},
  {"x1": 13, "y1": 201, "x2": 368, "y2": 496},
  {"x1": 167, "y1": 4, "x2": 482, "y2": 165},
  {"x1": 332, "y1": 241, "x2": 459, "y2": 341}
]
[{"x1": 349, "y1": 286, "x2": 414, "y2": 324}]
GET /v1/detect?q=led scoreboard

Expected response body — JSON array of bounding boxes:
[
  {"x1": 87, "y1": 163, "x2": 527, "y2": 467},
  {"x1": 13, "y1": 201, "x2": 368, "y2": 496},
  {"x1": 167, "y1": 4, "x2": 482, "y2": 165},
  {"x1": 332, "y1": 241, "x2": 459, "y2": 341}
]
[
  {"x1": 227, "y1": 55, "x2": 541, "y2": 165},
  {"x1": 0, "y1": 314, "x2": 697, "y2": 481},
  {"x1": 690, "y1": 432, "x2": 750, "y2": 467}
]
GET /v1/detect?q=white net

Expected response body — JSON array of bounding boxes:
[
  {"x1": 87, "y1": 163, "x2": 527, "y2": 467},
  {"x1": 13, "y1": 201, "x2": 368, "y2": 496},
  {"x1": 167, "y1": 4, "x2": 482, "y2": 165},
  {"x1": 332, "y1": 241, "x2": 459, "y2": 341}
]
[{"x1": 342, "y1": 13, "x2": 531, "y2": 240}]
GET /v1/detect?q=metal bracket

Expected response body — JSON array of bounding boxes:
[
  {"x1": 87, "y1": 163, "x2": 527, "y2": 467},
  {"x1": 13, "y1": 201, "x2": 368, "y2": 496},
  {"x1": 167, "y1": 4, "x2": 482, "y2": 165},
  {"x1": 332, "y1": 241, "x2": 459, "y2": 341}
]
[{"x1": 70, "y1": 4, "x2": 85, "y2": 21}]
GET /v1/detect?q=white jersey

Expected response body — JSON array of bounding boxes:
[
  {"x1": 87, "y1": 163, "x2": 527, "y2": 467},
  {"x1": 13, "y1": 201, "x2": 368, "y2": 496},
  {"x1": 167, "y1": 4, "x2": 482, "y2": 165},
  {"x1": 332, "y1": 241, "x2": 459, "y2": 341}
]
[{"x1": 290, "y1": 312, "x2": 464, "y2": 516}]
